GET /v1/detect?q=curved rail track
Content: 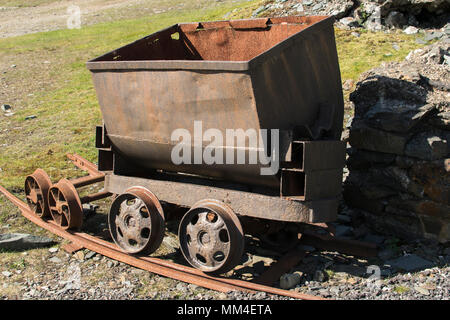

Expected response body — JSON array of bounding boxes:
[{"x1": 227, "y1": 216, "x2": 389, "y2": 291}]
[{"x1": 0, "y1": 155, "x2": 328, "y2": 301}]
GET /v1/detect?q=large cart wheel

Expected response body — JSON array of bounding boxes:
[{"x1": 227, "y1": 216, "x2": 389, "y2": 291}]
[
  {"x1": 25, "y1": 169, "x2": 52, "y2": 219},
  {"x1": 178, "y1": 199, "x2": 244, "y2": 275},
  {"x1": 48, "y1": 179, "x2": 83, "y2": 230},
  {"x1": 109, "y1": 186, "x2": 165, "y2": 255}
]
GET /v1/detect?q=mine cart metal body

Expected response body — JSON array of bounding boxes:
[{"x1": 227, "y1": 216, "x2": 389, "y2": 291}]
[
  {"x1": 87, "y1": 15, "x2": 345, "y2": 224},
  {"x1": 84, "y1": 16, "x2": 346, "y2": 273}
]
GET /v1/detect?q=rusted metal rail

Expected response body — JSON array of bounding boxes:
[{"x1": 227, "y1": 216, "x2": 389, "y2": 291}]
[
  {"x1": 0, "y1": 154, "x2": 326, "y2": 300},
  {"x1": 0, "y1": 184, "x2": 325, "y2": 300}
]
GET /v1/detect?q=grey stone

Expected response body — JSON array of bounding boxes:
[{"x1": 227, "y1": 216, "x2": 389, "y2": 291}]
[
  {"x1": 176, "y1": 283, "x2": 186, "y2": 292},
  {"x1": 364, "y1": 102, "x2": 435, "y2": 134},
  {"x1": 385, "y1": 254, "x2": 433, "y2": 272},
  {"x1": 349, "y1": 122, "x2": 408, "y2": 155},
  {"x1": 444, "y1": 23, "x2": 450, "y2": 35},
  {"x1": 252, "y1": 5, "x2": 267, "y2": 16},
  {"x1": 1, "y1": 104, "x2": 11, "y2": 112},
  {"x1": 444, "y1": 54, "x2": 450, "y2": 66},
  {"x1": 280, "y1": 272, "x2": 302, "y2": 289},
  {"x1": 362, "y1": 234, "x2": 385, "y2": 245},
  {"x1": 351, "y1": 73, "x2": 428, "y2": 120},
  {"x1": 334, "y1": 264, "x2": 366, "y2": 276},
  {"x1": 85, "y1": 251, "x2": 96, "y2": 260},
  {"x1": 375, "y1": 166, "x2": 424, "y2": 197},
  {"x1": 335, "y1": 225, "x2": 353, "y2": 237},
  {"x1": 444, "y1": 247, "x2": 450, "y2": 256},
  {"x1": 339, "y1": 17, "x2": 360, "y2": 28},
  {"x1": 0, "y1": 233, "x2": 54, "y2": 251},
  {"x1": 347, "y1": 148, "x2": 396, "y2": 169},
  {"x1": 385, "y1": 11, "x2": 407, "y2": 28},
  {"x1": 49, "y1": 257, "x2": 62, "y2": 264},
  {"x1": 424, "y1": 31, "x2": 444, "y2": 42},
  {"x1": 337, "y1": 214, "x2": 352, "y2": 223},
  {"x1": 2, "y1": 271, "x2": 12, "y2": 277},
  {"x1": 313, "y1": 270, "x2": 327, "y2": 282},
  {"x1": 380, "y1": 268, "x2": 392, "y2": 277},
  {"x1": 414, "y1": 286, "x2": 430, "y2": 295},
  {"x1": 378, "y1": 248, "x2": 396, "y2": 261},
  {"x1": 403, "y1": 26, "x2": 419, "y2": 34},
  {"x1": 404, "y1": 132, "x2": 448, "y2": 161},
  {"x1": 312, "y1": 3, "x2": 323, "y2": 11},
  {"x1": 297, "y1": 245, "x2": 316, "y2": 253},
  {"x1": 48, "y1": 247, "x2": 58, "y2": 253},
  {"x1": 416, "y1": 38, "x2": 427, "y2": 45},
  {"x1": 329, "y1": 287, "x2": 340, "y2": 295}
]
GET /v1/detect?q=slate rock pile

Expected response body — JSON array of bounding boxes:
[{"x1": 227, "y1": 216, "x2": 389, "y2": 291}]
[
  {"x1": 254, "y1": 0, "x2": 450, "y2": 31},
  {"x1": 344, "y1": 41, "x2": 450, "y2": 243}
]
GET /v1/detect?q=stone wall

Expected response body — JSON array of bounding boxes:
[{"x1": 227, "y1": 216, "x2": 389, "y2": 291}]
[{"x1": 344, "y1": 41, "x2": 450, "y2": 243}]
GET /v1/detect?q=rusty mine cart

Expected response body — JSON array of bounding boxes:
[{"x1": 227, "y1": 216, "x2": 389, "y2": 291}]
[{"x1": 23, "y1": 16, "x2": 346, "y2": 275}]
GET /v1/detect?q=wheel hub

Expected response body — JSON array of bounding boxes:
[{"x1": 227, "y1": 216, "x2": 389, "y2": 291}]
[
  {"x1": 48, "y1": 178, "x2": 83, "y2": 230},
  {"x1": 178, "y1": 199, "x2": 244, "y2": 274},
  {"x1": 108, "y1": 187, "x2": 165, "y2": 255},
  {"x1": 24, "y1": 169, "x2": 52, "y2": 219}
]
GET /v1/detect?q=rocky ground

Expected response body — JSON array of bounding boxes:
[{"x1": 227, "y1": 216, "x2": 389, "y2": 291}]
[
  {"x1": 255, "y1": 0, "x2": 449, "y2": 31},
  {"x1": 1, "y1": 196, "x2": 449, "y2": 300}
]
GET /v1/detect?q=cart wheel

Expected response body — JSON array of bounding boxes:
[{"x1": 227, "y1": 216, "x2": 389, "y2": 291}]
[
  {"x1": 25, "y1": 169, "x2": 52, "y2": 219},
  {"x1": 48, "y1": 179, "x2": 83, "y2": 230},
  {"x1": 109, "y1": 187, "x2": 165, "y2": 255},
  {"x1": 178, "y1": 199, "x2": 244, "y2": 275}
]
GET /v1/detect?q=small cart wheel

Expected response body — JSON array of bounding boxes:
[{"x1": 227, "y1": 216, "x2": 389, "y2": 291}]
[
  {"x1": 48, "y1": 179, "x2": 83, "y2": 230},
  {"x1": 109, "y1": 186, "x2": 165, "y2": 255},
  {"x1": 178, "y1": 199, "x2": 244, "y2": 275},
  {"x1": 24, "y1": 169, "x2": 52, "y2": 219}
]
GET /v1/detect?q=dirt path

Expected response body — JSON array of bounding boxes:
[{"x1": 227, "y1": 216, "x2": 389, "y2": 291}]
[{"x1": 0, "y1": 0, "x2": 189, "y2": 38}]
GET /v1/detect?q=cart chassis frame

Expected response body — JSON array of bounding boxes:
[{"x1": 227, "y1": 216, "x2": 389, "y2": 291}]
[{"x1": 105, "y1": 173, "x2": 339, "y2": 223}]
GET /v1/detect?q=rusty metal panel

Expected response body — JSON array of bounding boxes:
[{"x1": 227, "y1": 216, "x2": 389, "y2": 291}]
[
  {"x1": 248, "y1": 20, "x2": 344, "y2": 141},
  {"x1": 281, "y1": 168, "x2": 343, "y2": 200},
  {"x1": 284, "y1": 140, "x2": 346, "y2": 171},
  {"x1": 87, "y1": 15, "x2": 344, "y2": 195},
  {"x1": 105, "y1": 174, "x2": 338, "y2": 223}
]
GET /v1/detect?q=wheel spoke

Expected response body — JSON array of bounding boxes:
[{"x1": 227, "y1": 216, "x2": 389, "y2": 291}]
[
  {"x1": 115, "y1": 216, "x2": 126, "y2": 231},
  {"x1": 186, "y1": 223, "x2": 198, "y2": 239},
  {"x1": 211, "y1": 219, "x2": 225, "y2": 231},
  {"x1": 198, "y1": 211, "x2": 208, "y2": 224},
  {"x1": 120, "y1": 201, "x2": 129, "y2": 214},
  {"x1": 130, "y1": 198, "x2": 144, "y2": 211},
  {"x1": 50, "y1": 189, "x2": 58, "y2": 205},
  {"x1": 35, "y1": 201, "x2": 43, "y2": 214}
]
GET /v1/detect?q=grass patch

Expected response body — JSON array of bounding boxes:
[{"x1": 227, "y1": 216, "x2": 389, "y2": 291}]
[
  {"x1": 324, "y1": 269, "x2": 335, "y2": 279},
  {"x1": 394, "y1": 285, "x2": 411, "y2": 294},
  {"x1": 336, "y1": 28, "x2": 424, "y2": 82},
  {"x1": 0, "y1": 0, "x2": 263, "y2": 190},
  {"x1": 0, "y1": 0, "x2": 56, "y2": 7}
]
